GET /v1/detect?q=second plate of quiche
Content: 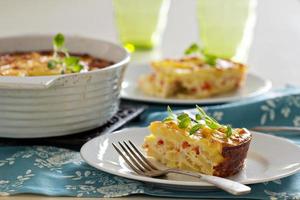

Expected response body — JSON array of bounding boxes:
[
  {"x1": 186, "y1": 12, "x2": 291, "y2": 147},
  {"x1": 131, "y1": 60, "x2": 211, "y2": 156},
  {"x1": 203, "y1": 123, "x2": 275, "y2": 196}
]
[{"x1": 121, "y1": 59, "x2": 271, "y2": 104}]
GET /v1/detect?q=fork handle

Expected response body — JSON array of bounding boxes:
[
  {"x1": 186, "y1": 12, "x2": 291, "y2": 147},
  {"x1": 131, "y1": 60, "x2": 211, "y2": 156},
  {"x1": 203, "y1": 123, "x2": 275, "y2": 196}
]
[
  {"x1": 166, "y1": 169, "x2": 251, "y2": 195},
  {"x1": 200, "y1": 174, "x2": 251, "y2": 195}
]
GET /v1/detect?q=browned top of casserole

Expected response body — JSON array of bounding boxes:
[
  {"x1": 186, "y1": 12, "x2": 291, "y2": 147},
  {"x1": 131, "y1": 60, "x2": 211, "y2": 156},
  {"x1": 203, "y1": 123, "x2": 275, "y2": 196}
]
[{"x1": 0, "y1": 51, "x2": 114, "y2": 76}]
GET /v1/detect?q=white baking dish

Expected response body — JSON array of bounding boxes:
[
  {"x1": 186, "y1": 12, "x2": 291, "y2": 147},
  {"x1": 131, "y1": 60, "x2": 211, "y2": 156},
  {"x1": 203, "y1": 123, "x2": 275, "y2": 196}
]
[{"x1": 0, "y1": 35, "x2": 130, "y2": 138}]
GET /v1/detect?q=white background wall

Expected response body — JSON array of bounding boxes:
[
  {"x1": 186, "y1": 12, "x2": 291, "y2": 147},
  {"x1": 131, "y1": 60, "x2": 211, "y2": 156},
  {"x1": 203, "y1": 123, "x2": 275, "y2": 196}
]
[{"x1": 0, "y1": 0, "x2": 300, "y2": 87}]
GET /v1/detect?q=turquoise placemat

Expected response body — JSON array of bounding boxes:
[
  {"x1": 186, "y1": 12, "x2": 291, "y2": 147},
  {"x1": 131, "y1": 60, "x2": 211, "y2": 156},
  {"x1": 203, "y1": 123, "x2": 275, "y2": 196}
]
[{"x1": 0, "y1": 87, "x2": 300, "y2": 199}]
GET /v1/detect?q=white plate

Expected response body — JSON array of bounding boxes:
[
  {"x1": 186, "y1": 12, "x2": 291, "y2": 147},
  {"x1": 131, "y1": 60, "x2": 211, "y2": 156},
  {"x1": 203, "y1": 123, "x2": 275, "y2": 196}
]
[
  {"x1": 81, "y1": 127, "x2": 300, "y2": 190},
  {"x1": 121, "y1": 64, "x2": 272, "y2": 104}
]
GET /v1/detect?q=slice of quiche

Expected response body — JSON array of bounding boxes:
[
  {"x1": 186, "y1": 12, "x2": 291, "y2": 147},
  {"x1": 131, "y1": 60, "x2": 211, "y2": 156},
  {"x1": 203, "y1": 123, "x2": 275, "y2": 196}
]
[
  {"x1": 139, "y1": 56, "x2": 247, "y2": 99},
  {"x1": 143, "y1": 106, "x2": 252, "y2": 177}
]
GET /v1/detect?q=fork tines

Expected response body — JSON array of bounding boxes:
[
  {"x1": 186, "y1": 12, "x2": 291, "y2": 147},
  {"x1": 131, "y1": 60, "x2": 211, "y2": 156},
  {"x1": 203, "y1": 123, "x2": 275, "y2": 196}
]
[{"x1": 112, "y1": 140, "x2": 157, "y2": 175}]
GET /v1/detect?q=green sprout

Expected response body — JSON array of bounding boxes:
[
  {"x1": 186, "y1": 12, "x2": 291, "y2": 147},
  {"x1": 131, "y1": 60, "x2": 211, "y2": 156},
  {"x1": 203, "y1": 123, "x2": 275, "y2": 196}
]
[
  {"x1": 48, "y1": 33, "x2": 84, "y2": 73},
  {"x1": 64, "y1": 56, "x2": 83, "y2": 72},
  {"x1": 184, "y1": 43, "x2": 201, "y2": 55},
  {"x1": 203, "y1": 54, "x2": 217, "y2": 66},
  {"x1": 53, "y1": 33, "x2": 65, "y2": 50},
  {"x1": 163, "y1": 105, "x2": 234, "y2": 138},
  {"x1": 184, "y1": 43, "x2": 218, "y2": 66},
  {"x1": 177, "y1": 113, "x2": 191, "y2": 129},
  {"x1": 196, "y1": 105, "x2": 220, "y2": 129},
  {"x1": 47, "y1": 60, "x2": 58, "y2": 69},
  {"x1": 225, "y1": 125, "x2": 233, "y2": 138},
  {"x1": 189, "y1": 124, "x2": 202, "y2": 135},
  {"x1": 163, "y1": 106, "x2": 176, "y2": 122}
]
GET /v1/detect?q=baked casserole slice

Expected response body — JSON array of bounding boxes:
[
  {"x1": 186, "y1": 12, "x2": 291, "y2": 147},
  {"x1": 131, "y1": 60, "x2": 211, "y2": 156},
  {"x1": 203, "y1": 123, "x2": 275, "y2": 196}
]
[
  {"x1": 139, "y1": 56, "x2": 247, "y2": 99},
  {"x1": 143, "y1": 106, "x2": 252, "y2": 177}
]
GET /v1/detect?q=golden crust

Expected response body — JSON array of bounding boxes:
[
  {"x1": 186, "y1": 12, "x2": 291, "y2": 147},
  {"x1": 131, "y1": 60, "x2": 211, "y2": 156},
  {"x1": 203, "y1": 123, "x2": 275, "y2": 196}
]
[
  {"x1": 0, "y1": 51, "x2": 113, "y2": 76},
  {"x1": 213, "y1": 135, "x2": 252, "y2": 177}
]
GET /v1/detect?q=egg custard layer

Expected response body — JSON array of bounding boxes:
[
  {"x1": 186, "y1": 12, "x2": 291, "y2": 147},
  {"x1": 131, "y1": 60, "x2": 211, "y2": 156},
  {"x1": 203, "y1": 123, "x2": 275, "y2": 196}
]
[
  {"x1": 143, "y1": 109, "x2": 252, "y2": 177},
  {"x1": 139, "y1": 57, "x2": 247, "y2": 99}
]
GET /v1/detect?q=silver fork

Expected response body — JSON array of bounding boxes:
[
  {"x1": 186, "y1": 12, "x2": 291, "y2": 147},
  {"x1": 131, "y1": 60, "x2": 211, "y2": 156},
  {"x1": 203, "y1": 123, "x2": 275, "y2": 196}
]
[{"x1": 112, "y1": 140, "x2": 251, "y2": 195}]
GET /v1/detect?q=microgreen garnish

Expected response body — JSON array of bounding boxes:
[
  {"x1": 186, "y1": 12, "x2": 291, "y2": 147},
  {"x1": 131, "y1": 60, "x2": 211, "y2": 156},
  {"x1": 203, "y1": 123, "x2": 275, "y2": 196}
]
[
  {"x1": 47, "y1": 60, "x2": 58, "y2": 69},
  {"x1": 64, "y1": 56, "x2": 80, "y2": 66},
  {"x1": 177, "y1": 112, "x2": 191, "y2": 129},
  {"x1": 178, "y1": 117, "x2": 191, "y2": 129},
  {"x1": 177, "y1": 113, "x2": 189, "y2": 121},
  {"x1": 203, "y1": 54, "x2": 217, "y2": 66},
  {"x1": 205, "y1": 119, "x2": 220, "y2": 129},
  {"x1": 64, "y1": 56, "x2": 84, "y2": 72},
  {"x1": 53, "y1": 33, "x2": 65, "y2": 50},
  {"x1": 70, "y1": 64, "x2": 83, "y2": 73},
  {"x1": 163, "y1": 105, "x2": 234, "y2": 138},
  {"x1": 225, "y1": 125, "x2": 233, "y2": 138},
  {"x1": 162, "y1": 117, "x2": 173, "y2": 122},
  {"x1": 189, "y1": 124, "x2": 202, "y2": 135},
  {"x1": 184, "y1": 43, "x2": 218, "y2": 66},
  {"x1": 48, "y1": 33, "x2": 84, "y2": 73},
  {"x1": 163, "y1": 106, "x2": 176, "y2": 122},
  {"x1": 195, "y1": 113, "x2": 202, "y2": 121},
  {"x1": 167, "y1": 106, "x2": 174, "y2": 117},
  {"x1": 195, "y1": 105, "x2": 207, "y2": 118},
  {"x1": 184, "y1": 43, "x2": 201, "y2": 55},
  {"x1": 196, "y1": 105, "x2": 220, "y2": 129}
]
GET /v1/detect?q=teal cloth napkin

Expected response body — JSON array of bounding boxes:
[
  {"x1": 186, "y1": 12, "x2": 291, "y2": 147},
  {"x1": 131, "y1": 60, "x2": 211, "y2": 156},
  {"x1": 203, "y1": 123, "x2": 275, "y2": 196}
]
[{"x1": 1, "y1": 87, "x2": 300, "y2": 199}]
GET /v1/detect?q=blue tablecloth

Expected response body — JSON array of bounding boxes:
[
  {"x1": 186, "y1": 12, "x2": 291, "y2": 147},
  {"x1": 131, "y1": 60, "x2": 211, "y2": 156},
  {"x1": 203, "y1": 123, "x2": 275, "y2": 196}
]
[{"x1": 0, "y1": 87, "x2": 300, "y2": 199}]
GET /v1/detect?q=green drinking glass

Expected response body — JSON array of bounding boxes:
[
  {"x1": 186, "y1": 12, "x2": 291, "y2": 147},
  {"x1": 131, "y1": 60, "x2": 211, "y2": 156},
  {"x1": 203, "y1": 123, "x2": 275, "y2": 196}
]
[
  {"x1": 113, "y1": 0, "x2": 170, "y2": 52},
  {"x1": 197, "y1": 0, "x2": 257, "y2": 62}
]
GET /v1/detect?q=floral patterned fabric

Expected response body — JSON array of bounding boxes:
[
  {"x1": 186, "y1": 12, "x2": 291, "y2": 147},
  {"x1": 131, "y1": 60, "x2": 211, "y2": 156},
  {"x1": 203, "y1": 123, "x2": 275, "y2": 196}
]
[{"x1": 0, "y1": 87, "x2": 300, "y2": 199}]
